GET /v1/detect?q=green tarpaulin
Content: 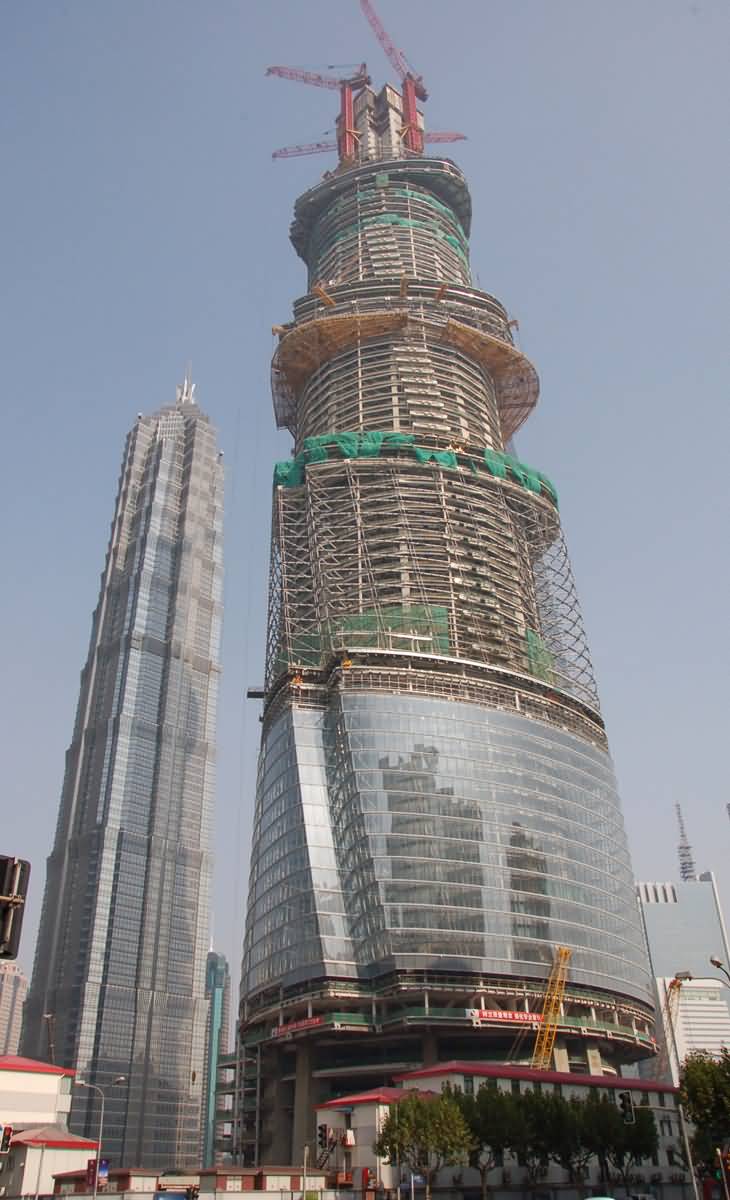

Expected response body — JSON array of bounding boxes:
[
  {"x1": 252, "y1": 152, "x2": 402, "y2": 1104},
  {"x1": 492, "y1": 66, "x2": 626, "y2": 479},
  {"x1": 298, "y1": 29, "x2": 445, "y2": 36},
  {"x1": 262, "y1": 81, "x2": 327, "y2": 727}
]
[{"x1": 274, "y1": 430, "x2": 558, "y2": 507}]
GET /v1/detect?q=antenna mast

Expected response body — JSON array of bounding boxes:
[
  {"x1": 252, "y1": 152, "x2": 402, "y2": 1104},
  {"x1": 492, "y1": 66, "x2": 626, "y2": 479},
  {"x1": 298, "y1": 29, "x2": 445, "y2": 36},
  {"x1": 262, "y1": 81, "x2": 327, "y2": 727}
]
[{"x1": 675, "y1": 803, "x2": 696, "y2": 881}]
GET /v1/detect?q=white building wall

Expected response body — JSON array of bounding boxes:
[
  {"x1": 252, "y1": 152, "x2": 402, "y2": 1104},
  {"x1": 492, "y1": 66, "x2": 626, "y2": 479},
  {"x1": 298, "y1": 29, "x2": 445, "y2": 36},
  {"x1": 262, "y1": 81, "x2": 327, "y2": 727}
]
[
  {"x1": 1, "y1": 1143, "x2": 95, "y2": 1197},
  {"x1": 675, "y1": 980, "x2": 730, "y2": 1063},
  {"x1": 0, "y1": 1067, "x2": 72, "y2": 1126}
]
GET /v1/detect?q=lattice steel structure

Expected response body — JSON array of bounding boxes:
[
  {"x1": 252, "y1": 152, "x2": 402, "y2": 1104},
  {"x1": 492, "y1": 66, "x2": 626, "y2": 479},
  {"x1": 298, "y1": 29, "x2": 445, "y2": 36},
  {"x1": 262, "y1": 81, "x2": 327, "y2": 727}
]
[{"x1": 237, "y1": 85, "x2": 655, "y2": 1167}]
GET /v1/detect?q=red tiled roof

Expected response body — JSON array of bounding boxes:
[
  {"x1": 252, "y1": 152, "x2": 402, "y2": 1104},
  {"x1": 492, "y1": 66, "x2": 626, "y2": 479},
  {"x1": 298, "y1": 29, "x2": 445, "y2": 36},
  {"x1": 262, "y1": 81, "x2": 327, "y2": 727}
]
[
  {"x1": 0, "y1": 1055, "x2": 72, "y2": 1076},
  {"x1": 320, "y1": 1087, "x2": 437, "y2": 1109},
  {"x1": 12, "y1": 1125, "x2": 97, "y2": 1150},
  {"x1": 394, "y1": 1060, "x2": 677, "y2": 1094}
]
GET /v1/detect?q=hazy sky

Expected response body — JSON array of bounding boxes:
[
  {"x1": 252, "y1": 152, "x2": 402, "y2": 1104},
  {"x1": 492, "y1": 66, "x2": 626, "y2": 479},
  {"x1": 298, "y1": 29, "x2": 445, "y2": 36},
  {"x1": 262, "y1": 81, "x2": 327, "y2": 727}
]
[{"x1": 2, "y1": 1, "x2": 729, "y2": 998}]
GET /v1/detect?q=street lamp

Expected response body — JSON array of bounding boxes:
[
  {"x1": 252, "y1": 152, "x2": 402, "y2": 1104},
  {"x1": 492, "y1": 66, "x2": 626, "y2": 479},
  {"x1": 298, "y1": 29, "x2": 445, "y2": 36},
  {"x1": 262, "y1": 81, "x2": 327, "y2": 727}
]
[
  {"x1": 710, "y1": 956, "x2": 730, "y2": 987},
  {"x1": 675, "y1": 966, "x2": 730, "y2": 991},
  {"x1": 74, "y1": 1076, "x2": 126, "y2": 1200}
]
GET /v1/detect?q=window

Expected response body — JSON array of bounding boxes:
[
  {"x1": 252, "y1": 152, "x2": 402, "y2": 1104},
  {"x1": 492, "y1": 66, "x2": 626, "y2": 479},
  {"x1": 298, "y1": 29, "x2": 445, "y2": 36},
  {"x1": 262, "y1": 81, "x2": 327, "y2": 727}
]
[{"x1": 463, "y1": 1075, "x2": 474, "y2": 1095}]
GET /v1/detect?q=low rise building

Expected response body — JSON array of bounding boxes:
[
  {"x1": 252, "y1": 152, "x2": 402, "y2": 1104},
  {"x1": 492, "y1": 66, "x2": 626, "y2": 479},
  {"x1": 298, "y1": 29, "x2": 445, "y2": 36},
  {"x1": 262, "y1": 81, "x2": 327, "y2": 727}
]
[
  {"x1": 52, "y1": 1165, "x2": 328, "y2": 1198},
  {"x1": 0, "y1": 1055, "x2": 97, "y2": 1197},
  {"x1": 315, "y1": 1062, "x2": 689, "y2": 1199}
]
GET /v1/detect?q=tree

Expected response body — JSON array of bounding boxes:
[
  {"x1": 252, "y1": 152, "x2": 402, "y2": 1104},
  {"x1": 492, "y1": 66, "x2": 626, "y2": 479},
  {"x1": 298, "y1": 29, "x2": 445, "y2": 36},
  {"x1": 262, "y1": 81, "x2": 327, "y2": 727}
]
[
  {"x1": 681, "y1": 1051, "x2": 730, "y2": 1177},
  {"x1": 580, "y1": 1093, "x2": 620, "y2": 1186},
  {"x1": 506, "y1": 1090, "x2": 551, "y2": 1187},
  {"x1": 447, "y1": 1084, "x2": 516, "y2": 1200},
  {"x1": 374, "y1": 1091, "x2": 473, "y2": 1200},
  {"x1": 540, "y1": 1094, "x2": 596, "y2": 1191},
  {"x1": 603, "y1": 1104, "x2": 658, "y2": 1196}
]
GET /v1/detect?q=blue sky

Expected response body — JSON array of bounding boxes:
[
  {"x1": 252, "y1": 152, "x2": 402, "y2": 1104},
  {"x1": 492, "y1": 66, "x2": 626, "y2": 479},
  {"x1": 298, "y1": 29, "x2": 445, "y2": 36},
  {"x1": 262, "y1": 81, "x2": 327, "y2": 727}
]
[{"x1": 2, "y1": 1, "x2": 729, "y2": 996}]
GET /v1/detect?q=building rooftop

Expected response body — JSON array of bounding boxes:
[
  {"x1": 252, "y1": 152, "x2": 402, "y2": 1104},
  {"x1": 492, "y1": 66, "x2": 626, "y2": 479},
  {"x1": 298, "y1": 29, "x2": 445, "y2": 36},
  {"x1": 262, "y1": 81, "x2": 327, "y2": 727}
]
[
  {"x1": 0, "y1": 1054, "x2": 71, "y2": 1076},
  {"x1": 320, "y1": 1087, "x2": 437, "y2": 1108},
  {"x1": 12, "y1": 1125, "x2": 97, "y2": 1150},
  {"x1": 394, "y1": 1060, "x2": 677, "y2": 1094}
]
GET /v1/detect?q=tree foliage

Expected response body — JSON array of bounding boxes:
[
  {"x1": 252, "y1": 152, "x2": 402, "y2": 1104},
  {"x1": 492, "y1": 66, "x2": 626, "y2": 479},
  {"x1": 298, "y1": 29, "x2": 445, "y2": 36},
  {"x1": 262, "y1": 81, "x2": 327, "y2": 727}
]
[
  {"x1": 540, "y1": 1094, "x2": 597, "y2": 1183},
  {"x1": 375, "y1": 1084, "x2": 660, "y2": 1196},
  {"x1": 681, "y1": 1051, "x2": 730, "y2": 1175},
  {"x1": 374, "y1": 1091, "x2": 472, "y2": 1200},
  {"x1": 602, "y1": 1104, "x2": 659, "y2": 1193},
  {"x1": 447, "y1": 1084, "x2": 517, "y2": 1200},
  {"x1": 507, "y1": 1090, "x2": 552, "y2": 1184}
]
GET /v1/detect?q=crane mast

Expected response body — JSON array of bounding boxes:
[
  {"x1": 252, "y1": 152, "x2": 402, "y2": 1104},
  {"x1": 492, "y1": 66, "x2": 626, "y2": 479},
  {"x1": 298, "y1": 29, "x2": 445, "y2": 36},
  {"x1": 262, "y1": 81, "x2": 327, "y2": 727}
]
[
  {"x1": 530, "y1": 946, "x2": 572, "y2": 1070},
  {"x1": 359, "y1": 0, "x2": 428, "y2": 152}
]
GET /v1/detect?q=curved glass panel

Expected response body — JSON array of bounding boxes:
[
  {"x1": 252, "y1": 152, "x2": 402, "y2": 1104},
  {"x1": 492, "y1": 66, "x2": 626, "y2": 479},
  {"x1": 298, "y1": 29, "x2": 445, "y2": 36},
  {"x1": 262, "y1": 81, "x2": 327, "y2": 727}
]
[{"x1": 242, "y1": 694, "x2": 652, "y2": 1007}]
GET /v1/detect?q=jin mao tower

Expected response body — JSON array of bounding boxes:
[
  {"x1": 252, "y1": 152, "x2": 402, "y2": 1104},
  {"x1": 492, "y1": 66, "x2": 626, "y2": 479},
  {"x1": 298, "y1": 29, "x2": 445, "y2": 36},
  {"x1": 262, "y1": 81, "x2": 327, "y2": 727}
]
[
  {"x1": 23, "y1": 378, "x2": 223, "y2": 1167},
  {"x1": 237, "y1": 77, "x2": 654, "y2": 1165}
]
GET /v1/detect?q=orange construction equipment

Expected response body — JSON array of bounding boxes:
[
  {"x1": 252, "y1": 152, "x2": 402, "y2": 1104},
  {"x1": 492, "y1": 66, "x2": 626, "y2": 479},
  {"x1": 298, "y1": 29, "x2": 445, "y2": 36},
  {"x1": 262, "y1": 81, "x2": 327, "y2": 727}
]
[{"x1": 531, "y1": 946, "x2": 572, "y2": 1070}]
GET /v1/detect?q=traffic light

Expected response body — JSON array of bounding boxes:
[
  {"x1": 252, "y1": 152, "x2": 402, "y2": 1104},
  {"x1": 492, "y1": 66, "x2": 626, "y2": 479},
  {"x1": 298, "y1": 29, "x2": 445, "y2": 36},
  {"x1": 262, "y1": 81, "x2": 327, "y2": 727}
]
[
  {"x1": 0, "y1": 1126, "x2": 13, "y2": 1154},
  {"x1": 617, "y1": 1090, "x2": 635, "y2": 1124},
  {"x1": 317, "y1": 1123, "x2": 328, "y2": 1150},
  {"x1": 0, "y1": 857, "x2": 30, "y2": 960}
]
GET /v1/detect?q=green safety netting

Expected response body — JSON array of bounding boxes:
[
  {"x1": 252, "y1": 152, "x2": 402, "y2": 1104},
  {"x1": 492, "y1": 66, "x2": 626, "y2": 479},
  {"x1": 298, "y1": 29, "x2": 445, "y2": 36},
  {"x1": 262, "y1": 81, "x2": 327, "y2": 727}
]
[
  {"x1": 392, "y1": 188, "x2": 468, "y2": 240},
  {"x1": 274, "y1": 431, "x2": 558, "y2": 507},
  {"x1": 526, "y1": 627, "x2": 554, "y2": 683},
  {"x1": 325, "y1": 187, "x2": 466, "y2": 235},
  {"x1": 316, "y1": 213, "x2": 470, "y2": 267},
  {"x1": 278, "y1": 605, "x2": 451, "y2": 673},
  {"x1": 336, "y1": 604, "x2": 450, "y2": 654},
  {"x1": 414, "y1": 446, "x2": 458, "y2": 468}
]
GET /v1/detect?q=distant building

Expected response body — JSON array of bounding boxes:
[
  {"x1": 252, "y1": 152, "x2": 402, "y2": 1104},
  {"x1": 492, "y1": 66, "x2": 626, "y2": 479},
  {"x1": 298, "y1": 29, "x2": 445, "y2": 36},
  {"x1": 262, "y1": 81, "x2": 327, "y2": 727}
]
[
  {"x1": 638, "y1": 874, "x2": 730, "y2": 1082},
  {"x1": 21, "y1": 376, "x2": 224, "y2": 1166},
  {"x1": 203, "y1": 951, "x2": 231, "y2": 1166},
  {"x1": 0, "y1": 962, "x2": 27, "y2": 1054}
]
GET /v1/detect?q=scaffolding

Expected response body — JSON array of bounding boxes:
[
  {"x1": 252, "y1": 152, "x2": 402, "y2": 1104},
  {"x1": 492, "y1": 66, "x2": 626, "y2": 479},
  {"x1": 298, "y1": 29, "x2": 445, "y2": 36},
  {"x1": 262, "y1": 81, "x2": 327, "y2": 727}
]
[
  {"x1": 265, "y1": 451, "x2": 598, "y2": 715},
  {"x1": 271, "y1": 301, "x2": 538, "y2": 443}
]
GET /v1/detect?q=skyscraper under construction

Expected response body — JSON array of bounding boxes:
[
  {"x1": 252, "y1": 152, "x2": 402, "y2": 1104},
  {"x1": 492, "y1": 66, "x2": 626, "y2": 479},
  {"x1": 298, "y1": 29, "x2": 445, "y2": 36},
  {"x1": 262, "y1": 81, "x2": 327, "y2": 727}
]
[
  {"x1": 237, "y1": 81, "x2": 655, "y2": 1165},
  {"x1": 23, "y1": 378, "x2": 223, "y2": 1167}
]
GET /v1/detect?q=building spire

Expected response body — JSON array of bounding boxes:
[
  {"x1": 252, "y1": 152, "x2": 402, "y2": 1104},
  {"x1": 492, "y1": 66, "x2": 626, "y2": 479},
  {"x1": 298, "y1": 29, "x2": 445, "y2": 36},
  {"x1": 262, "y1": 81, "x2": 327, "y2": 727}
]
[
  {"x1": 676, "y1": 803, "x2": 697, "y2": 881},
  {"x1": 176, "y1": 361, "x2": 196, "y2": 406}
]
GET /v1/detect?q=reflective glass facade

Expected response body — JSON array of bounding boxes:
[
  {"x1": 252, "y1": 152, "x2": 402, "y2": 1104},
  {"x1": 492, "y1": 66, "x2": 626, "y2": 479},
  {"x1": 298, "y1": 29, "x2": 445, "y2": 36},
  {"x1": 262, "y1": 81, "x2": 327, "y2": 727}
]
[
  {"x1": 244, "y1": 696, "x2": 649, "y2": 1002},
  {"x1": 22, "y1": 387, "x2": 223, "y2": 1168}
]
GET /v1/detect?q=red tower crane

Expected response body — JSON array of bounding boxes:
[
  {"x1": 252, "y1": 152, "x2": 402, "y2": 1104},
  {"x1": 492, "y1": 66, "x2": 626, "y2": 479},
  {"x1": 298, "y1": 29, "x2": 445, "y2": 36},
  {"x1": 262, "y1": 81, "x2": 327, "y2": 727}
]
[
  {"x1": 359, "y1": 0, "x2": 427, "y2": 153},
  {"x1": 266, "y1": 63, "x2": 370, "y2": 163}
]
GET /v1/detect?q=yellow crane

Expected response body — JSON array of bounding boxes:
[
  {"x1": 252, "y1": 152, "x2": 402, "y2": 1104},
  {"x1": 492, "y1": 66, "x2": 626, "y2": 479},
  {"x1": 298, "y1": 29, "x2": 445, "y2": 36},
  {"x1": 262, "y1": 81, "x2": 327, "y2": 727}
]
[
  {"x1": 654, "y1": 973, "x2": 686, "y2": 1081},
  {"x1": 530, "y1": 946, "x2": 572, "y2": 1070}
]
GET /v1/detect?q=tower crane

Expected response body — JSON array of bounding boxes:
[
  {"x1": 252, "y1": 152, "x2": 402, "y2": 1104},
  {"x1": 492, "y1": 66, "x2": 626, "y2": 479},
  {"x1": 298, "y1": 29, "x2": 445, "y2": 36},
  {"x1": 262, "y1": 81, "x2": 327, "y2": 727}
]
[
  {"x1": 266, "y1": 63, "x2": 370, "y2": 163},
  {"x1": 359, "y1": 0, "x2": 428, "y2": 153},
  {"x1": 530, "y1": 945, "x2": 572, "y2": 1070},
  {"x1": 272, "y1": 130, "x2": 466, "y2": 161}
]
